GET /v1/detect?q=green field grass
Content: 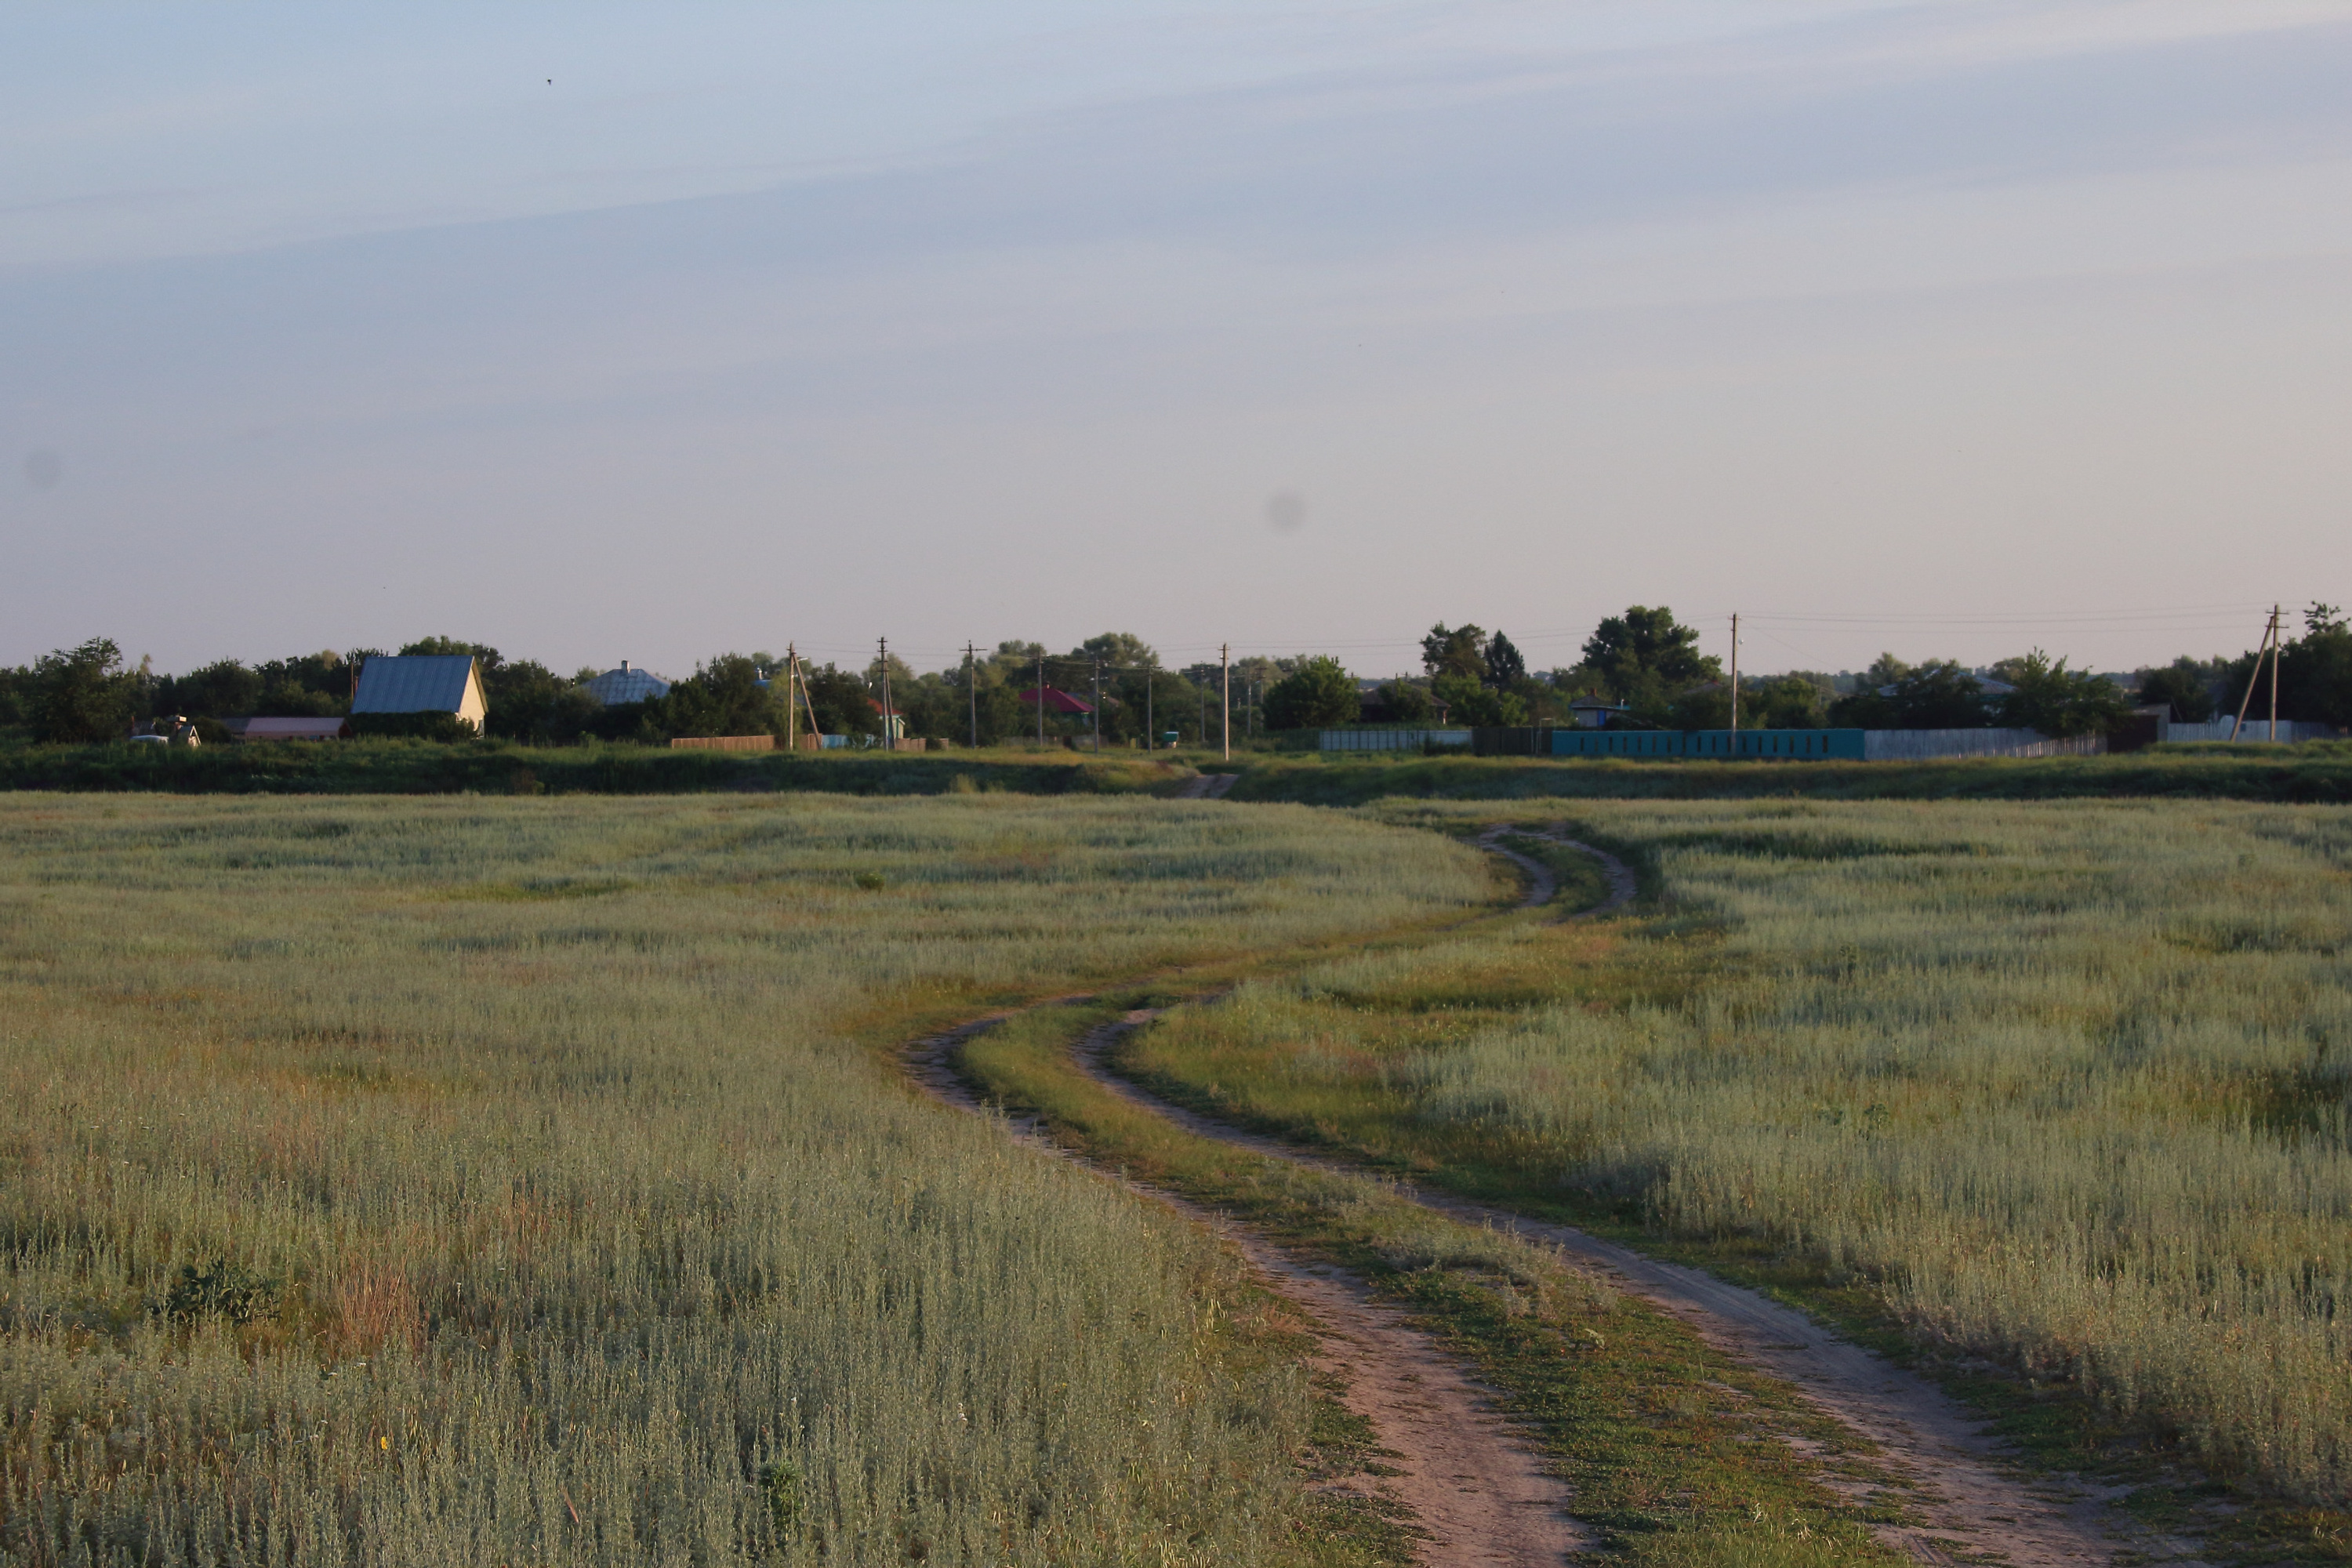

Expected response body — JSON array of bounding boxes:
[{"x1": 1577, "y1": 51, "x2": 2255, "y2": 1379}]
[
  {"x1": 0, "y1": 793, "x2": 1493, "y2": 1566},
  {"x1": 12, "y1": 735, "x2": 2352, "y2": 803},
  {"x1": 0, "y1": 737, "x2": 1197, "y2": 797},
  {"x1": 1226, "y1": 743, "x2": 2352, "y2": 804},
  {"x1": 1121, "y1": 798, "x2": 2352, "y2": 1534}
]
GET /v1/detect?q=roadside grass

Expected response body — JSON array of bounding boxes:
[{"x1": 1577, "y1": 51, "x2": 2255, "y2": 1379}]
[
  {"x1": 0, "y1": 792, "x2": 1491, "y2": 1567},
  {"x1": 956, "y1": 1001, "x2": 1915, "y2": 1567},
  {"x1": 1117, "y1": 798, "x2": 2352, "y2": 1558}
]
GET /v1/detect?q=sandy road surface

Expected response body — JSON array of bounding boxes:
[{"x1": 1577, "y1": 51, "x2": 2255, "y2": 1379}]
[{"x1": 906, "y1": 1016, "x2": 1588, "y2": 1567}]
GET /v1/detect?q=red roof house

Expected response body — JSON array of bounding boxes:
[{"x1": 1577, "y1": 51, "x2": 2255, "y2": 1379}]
[{"x1": 1017, "y1": 686, "x2": 1094, "y2": 715}]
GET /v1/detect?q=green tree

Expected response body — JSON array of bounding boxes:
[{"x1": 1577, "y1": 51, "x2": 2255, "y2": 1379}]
[
  {"x1": 1482, "y1": 632, "x2": 1527, "y2": 690},
  {"x1": 802, "y1": 662, "x2": 880, "y2": 739},
  {"x1": 157, "y1": 658, "x2": 264, "y2": 721},
  {"x1": 1581, "y1": 607, "x2": 1719, "y2": 699},
  {"x1": 1421, "y1": 624, "x2": 1486, "y2": 682},
  {"x1": 1261, "y1": 656, "x2": 1360, "y2": 730},
  {"x1": 1741, "y1": 675, "x2": 1829, "y2": 729},
  {"x1": 33, "y1": 637, "x2": 143, "y2": 742},
  {"x1": 1431, "y1": 672, "x2": 1526, "y2": 727},
  {"x1": 1997, "y1": 650, "x2": 2132, "y2": 739},
  {"x1": 2136, "y1": 656, "x2": 2220, "y2": 723},
  {"x1": 484, "y1": 660, "x2": 602, "y2": 742},
  {"x1": 1072, "y1": 632, "x2": 1158, "y2": 671},
  {"x1": 1890, "y1": 661, "x2": 1989, "y2": 728},
  {"x1": 2247, "y1": 604, "x2": 2352, "y2": 730},
  {"x1": 1380, "y1": 679, "x2": 1435, "y2": 723},
  {"x1": 662, "y1": 654, "x2": 788, "y2": 739}
]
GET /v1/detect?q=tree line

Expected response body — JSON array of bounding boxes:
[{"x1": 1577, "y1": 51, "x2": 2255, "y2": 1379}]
[{"x1": 4, "y1": 604, "x2": 2347, "y2": 746}]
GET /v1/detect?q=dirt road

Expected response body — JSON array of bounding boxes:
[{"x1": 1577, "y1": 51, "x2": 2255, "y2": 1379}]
[
  {"x1": 906, "y1": 1017, "x2": 1588, "y2": 1567},
  {"x1": 1070, "y1": 825, "x2": 2194, "y2": 1568}
]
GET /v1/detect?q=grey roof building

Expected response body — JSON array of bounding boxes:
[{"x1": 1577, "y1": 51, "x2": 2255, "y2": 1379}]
[
  {"x1": 350, "y1": 655, "x2": 488, "y2": 729},
  {"x1": 585, "y1": 661, "x2": 671, "y2": 706}
]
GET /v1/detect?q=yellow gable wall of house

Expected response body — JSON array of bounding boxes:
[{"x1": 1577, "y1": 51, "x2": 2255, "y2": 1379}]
[{"x1": 459, "y1": 666, "x2": 488, "y2": 730}]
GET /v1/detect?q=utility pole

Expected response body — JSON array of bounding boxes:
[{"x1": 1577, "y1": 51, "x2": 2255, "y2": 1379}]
[
  {"x1": 1221, "y1": 644, "x2": 1231, "y2": 761},
  {"x1": 877, "y1": 636, "x2": 894, "y2": 751},
  {"x1": 2270, "y1": 603, "x2": 2281, "y2": 742},
  {"x1": 1145, "y1": 667, "x2": 1153, "y2": 750},
  {"x1": 786, "y1": 642, "x2": 798, "y2": 751},
  {"x1": 966, "y1": 642, "x2": 978, "y2": 748},
  {"x1": 1730, "y1": 612, "x2": 1740, "y2": 736},
  {"x1": 1091, "y1": 660, "x2": 1102, "y2": 752},
  {"x1": 2230, "y1": 606, "x2": 2282, "y2": 742},
  {"x1": 1036, "y1": 649, "x2": 1046, "y2": 747}
]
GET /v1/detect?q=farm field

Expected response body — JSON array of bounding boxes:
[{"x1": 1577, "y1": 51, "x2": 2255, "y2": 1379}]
[
  {"x1": 0, "y1": 793, "x2": 1494, "y2": 1566},
  {"x1": 1119, "y1": 798, "x2": 2352, "y2": 1529},
  {"x1": 6, "y1": 736, "x2": 2352, "y2": 805}
]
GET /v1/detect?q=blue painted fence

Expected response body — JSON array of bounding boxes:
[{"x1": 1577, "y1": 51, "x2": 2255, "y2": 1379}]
[{"x1": 1550, "y1": 728, "x2": 1867, "y2": 760}]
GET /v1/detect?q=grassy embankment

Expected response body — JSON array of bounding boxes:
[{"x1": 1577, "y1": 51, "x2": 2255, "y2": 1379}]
[
  {"x1": 1115, "y1": 799, "x2": 2352, "y2": 1559},
  {"x1": 1228, "y1": 742, "x2": 2352, "y2": 804},
  {"x1": 0, "y1": 793, "x2": 1492, "y2": 1567},
  {"x1": 0, "y1": 737, "x2": 1192, "y2": 796}
]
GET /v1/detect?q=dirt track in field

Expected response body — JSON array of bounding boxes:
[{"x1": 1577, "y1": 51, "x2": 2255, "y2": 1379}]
[
  {"x1": 905, "y1": 818, "x2": 2204, "y2": 1566},
  {"x1": 906, "y1": 1017, "x2": 1589, "y2": 1567},
  {"x1": 1066, "y1": 822, "x2": 2200, "y2": 1568}
]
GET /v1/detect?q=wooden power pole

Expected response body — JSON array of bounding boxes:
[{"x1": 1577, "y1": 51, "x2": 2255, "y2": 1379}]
[
  {"x1": 966, "y1": 642, "x2": 977, "y2": 747},
  {"x1": 1730, "y1": 613, "x2": 1740, "y2": 738},
  {"x1": 1036, "y1": 650, "x2": 1046, "y2": 747},
  {"x1": 2230, "y1": 606, "x2": 2282, "y2": 742},
  {"x1": 1221, "y1": 644, "x2": 1231, "y2": 761},
  {"x1": 877, "y1": 636, "x2": 894, "y2": 750}
]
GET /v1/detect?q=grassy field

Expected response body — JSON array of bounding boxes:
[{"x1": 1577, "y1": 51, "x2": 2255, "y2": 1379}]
[
  {"x1": 1226, "y1": 743, "x2": 2352, "y2": 804},
  {"x1": 0, "y1": 793, "x2": 1494, "y2": 1566},
  {"x1": 0, "y1": 737, "x2": 1196, "y2": 797},
  {"x1": 11, "y1": 735, "x2": 2352, "y2": 803},
  {"x1": 1121, "y1": 799, "x2": 2352, "y2": 1528}
]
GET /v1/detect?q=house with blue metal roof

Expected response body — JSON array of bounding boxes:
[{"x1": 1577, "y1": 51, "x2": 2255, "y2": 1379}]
[
  {"x1": 584, "y1": 660, "x2": 670, "y2": 706},
  {"x1": 350, "y1": 655, "x2": 488, "y2": 731}
]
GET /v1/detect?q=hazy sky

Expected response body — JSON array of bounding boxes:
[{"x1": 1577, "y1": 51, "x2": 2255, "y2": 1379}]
[{"x1": 4, "y1": 1, "x2": 2347, "y2": 679}]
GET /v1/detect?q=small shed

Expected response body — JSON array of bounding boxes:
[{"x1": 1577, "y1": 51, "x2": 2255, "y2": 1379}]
[
  {"x1": 350, "y1": 655, "x2": 489, "y2": 731},
  {"x1": 586, "y1": 660, "x2": 671, "y2": 706},
  {"x1": 1567, "y1": 695, "x2": 1626, "y2": 729}
]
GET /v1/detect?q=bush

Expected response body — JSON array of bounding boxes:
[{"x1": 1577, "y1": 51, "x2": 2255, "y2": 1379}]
[
  {"x1": 165, "y1": 1259, "x2": 278, "y2": 1323},
  {"x1": 348, "y1": 713, "x2": 479, "y2": 742}
]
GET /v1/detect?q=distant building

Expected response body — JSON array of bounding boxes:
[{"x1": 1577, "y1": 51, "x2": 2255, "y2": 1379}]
[
  {"x1": 1568, "y1": 696, "x2": 1627, "y2": 728},
  {"x1": 350, "y1": 655, "x2": 488, "y2": 731},
  {"x1": 585, "y1": 660, "x2": 671, "y2": 706},
  {"x1": 869, "y1": 699, "x2": 907, "y2": 741},
  {"x1": 1017, "y1": 686, "x2": 1095, "y2": 716}
]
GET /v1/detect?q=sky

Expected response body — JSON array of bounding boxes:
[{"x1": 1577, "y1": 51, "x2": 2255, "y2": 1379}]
[{"x1": 3, "y1": 0, "x2": 2347, "y2": 681}]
